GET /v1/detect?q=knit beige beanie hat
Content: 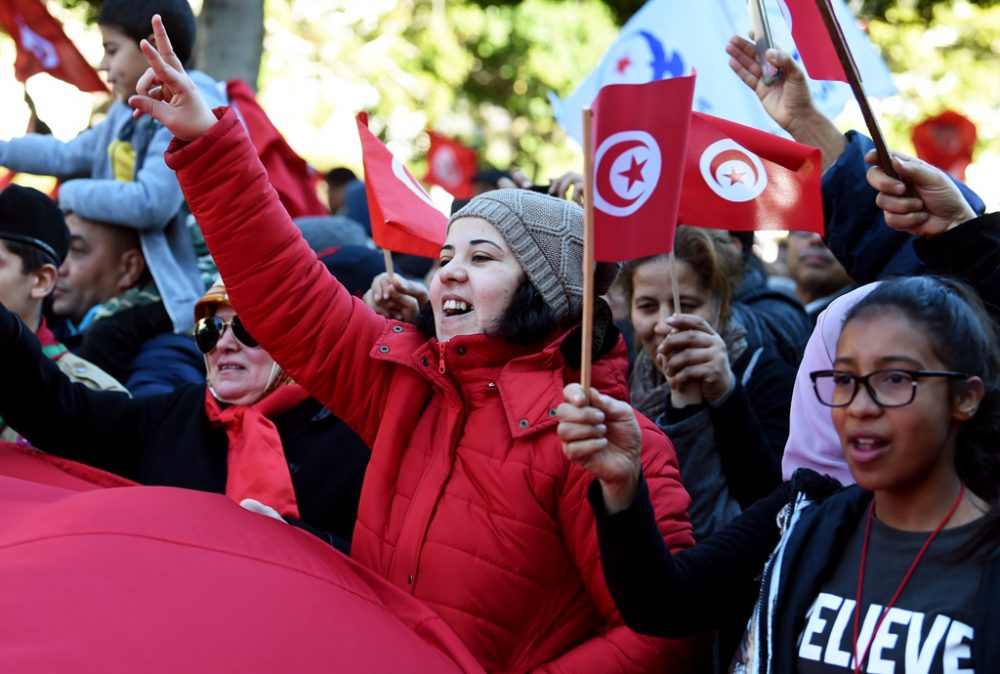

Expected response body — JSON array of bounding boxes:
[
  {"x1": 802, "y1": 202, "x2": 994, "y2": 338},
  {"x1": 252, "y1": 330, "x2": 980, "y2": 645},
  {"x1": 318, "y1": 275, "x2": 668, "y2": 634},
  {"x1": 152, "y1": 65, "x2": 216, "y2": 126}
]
[{"x1": 449, "y1": 189, "x2": 620, "y2": 324}]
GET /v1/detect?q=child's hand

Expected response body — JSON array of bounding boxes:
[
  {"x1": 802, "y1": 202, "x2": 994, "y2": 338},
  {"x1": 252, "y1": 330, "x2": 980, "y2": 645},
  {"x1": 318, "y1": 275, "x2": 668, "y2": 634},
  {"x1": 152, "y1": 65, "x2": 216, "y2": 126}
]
[{"x1": 128, "y1": 14, "x2": 217, "y2": 141}]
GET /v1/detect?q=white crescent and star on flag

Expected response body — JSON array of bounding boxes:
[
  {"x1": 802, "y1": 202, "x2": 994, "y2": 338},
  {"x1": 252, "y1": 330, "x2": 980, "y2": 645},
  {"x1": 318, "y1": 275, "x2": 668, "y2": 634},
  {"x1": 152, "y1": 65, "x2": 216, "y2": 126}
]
[
  {"x1": 431, "y1": 146, "x2": 462, "y2": 190},
  {"x1": 15, "y1": 16, "x2": 60, "y2": 69},
  {"x1": 390, "y1": 157, "x2": 438, "y2": 210},
  {"x1": 592, "y1": 130, "x2": 662, "y2": 217},
  {"x1": 698, "y1": 139, "x2": 768, "y2": 202}
]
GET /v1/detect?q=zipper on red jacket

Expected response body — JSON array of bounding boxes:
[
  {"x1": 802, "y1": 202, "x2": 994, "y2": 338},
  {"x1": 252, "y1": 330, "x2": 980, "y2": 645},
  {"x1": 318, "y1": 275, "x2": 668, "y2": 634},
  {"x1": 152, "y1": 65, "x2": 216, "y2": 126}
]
[{"x1": 437, "y1": 342, "x2": 447, "y2": 375}]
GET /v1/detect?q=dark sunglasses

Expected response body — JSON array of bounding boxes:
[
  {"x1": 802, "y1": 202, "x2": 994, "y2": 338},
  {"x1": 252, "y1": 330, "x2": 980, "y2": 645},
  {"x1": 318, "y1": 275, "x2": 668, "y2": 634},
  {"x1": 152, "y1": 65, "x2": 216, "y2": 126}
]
[{"x1": 194, "y1": 316, "x2": 259, "y2": 353}]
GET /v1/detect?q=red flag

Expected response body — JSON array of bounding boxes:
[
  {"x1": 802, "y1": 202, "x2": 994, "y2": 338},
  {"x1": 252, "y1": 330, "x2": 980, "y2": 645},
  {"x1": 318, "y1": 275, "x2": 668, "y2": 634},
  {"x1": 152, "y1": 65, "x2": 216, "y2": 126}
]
[
  {"x1": 590, "y1": 74, "x2": 695, "y2": 260},
  {"x1": 0, "y1": 170, "x2": 16, "y2": 191},
  {"x1": 911, "y1": 110, "x2": 977, "y2": 181},
  {"x1": 357, "y1": 113, "x2": 447, "y2": 259},
  {"x1": 778, "y1": 0, "x2": 848, "y2": 82},
  {"x1": 0, "y1": 442, "x2": 483, "y2": 674},
  {"x1": 0, "y1": 0, "x2": 106, "y2": 93},
  {"x1": 679, "y1": 112, "x2": 823, "y2": 235},
  {"x1": 425, "y1": 132, "x2": 477, "y2": 199},
  {"x1": 227, "y1": 80, "x2": 328, "y2": 219}
]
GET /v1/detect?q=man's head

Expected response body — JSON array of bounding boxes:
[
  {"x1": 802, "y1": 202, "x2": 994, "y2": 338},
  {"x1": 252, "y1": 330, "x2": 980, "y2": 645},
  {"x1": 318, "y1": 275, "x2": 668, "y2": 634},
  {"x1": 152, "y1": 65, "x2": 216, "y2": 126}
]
[
  {"x1": 471, "y1": 167, "x2": 511, "y2": 196},
  {"x1": 325, "y1": 167, "x2": 356, "y2": 214},
  {"x1": 97, "y1": 0, "x2": 197, "y2": 101},
  {"x1": 785, "y1": 231, "x2": 853, "y2": 305},
  {"x1": 0, "y1": 186, "x2": 70, "y2": 330},
  {"x1": 53, "y1": 213, "x2": 147, "y2": 324}
]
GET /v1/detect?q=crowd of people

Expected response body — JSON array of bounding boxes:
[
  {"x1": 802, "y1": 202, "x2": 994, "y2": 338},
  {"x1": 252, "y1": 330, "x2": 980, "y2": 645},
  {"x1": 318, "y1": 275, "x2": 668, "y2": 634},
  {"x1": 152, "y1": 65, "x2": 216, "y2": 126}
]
[{"x1": 0, "y1": 0, "x2": 997, "y2": 671}]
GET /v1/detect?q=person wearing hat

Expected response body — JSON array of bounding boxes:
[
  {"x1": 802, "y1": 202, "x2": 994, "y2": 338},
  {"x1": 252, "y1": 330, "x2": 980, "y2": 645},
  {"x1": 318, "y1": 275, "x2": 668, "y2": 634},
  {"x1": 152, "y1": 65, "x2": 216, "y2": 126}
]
[
  {"x1": 0, "y1": 185, "x2": 125, "y2": 443},
  {"x1": 132, "y1": 34, "x2": 704, "y2": 670},
  {"x1": 0, "y1": 276, "x2": 371, "y2": 550}
]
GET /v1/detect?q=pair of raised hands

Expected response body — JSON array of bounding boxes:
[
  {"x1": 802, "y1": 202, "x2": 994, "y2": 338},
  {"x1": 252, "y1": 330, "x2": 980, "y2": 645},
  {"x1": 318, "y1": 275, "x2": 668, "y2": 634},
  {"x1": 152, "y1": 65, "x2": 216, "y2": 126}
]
[
  {"x1": 654, "y1": 314, "x2": 734, "y2": 406},
  {"x1": 728, "y1": 34, "x2": 977, "y2": 236}
]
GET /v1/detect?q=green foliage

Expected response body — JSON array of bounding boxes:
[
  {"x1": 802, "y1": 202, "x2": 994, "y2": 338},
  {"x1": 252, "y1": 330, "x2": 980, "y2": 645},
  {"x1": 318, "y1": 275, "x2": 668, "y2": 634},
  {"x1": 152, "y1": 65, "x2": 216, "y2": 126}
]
[
  {"x1": 857, "y1": 2, "x2": 1000, "y2": 162},
  {"x1": 58, "y1": 0, "x2": 1000, "y2": 200},
  {"x1": 258, "y1": 0, "x2": 620, "y2": 178},
  {"x1": 57, "y1": 0, "x2": 101, "y2": 22},
  {"x1": 850, "y1": 0, "x2": 1000, "y2": 22},
  {"x1": 400, "y1": 0, "x2": 620, "y2": 177}
]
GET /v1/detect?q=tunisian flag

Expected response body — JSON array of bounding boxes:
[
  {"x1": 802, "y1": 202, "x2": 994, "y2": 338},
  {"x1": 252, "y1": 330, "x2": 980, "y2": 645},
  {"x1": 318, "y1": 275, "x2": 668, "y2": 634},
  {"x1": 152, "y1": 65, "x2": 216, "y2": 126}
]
[
  {"x1": 357, "y1": 113, "x2": 447, "y2": 259},
  {"x1": 0, "y1": 0, "x2": 106, "y2": 93},
  {"x1": 590, "y1": 74, "x2": 695, "y2": 260},
  {"x1": 425, "y1": 132, "x2": 477, "y2": 199},
  {"x1": 227, "y1": 80, "x2": 328, "y2": 219},
  {"x1": 0, "y1": 442, "x2": 484, "y2": 673},
  {"x1": 680, "y1": 112, "x2": 823, "y2": 235}
]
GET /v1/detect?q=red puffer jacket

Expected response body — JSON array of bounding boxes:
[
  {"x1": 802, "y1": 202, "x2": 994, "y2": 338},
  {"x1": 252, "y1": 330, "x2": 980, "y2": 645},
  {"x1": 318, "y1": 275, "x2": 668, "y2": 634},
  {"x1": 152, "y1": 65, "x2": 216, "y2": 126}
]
[{"x1": 167, "y1": 108, "x2": 705, "y2": 672}]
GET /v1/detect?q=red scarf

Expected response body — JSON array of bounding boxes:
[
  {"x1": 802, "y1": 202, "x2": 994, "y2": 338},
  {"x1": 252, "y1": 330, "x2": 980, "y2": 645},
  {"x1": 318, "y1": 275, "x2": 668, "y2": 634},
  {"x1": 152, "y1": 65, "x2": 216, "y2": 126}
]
[{"x1": 203, "y1": 383, "x2": 311, "y2": 519}]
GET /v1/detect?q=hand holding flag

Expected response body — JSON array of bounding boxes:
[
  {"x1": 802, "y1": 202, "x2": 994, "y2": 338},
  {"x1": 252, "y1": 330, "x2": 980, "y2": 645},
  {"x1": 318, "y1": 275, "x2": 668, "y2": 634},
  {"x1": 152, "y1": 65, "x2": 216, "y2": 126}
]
[
  {"x1": 775, "y1": 0, "x2": 849, "y2": 82},
  {"x1": 579, "y1": 74, "x2": 695, "y2": 400}
]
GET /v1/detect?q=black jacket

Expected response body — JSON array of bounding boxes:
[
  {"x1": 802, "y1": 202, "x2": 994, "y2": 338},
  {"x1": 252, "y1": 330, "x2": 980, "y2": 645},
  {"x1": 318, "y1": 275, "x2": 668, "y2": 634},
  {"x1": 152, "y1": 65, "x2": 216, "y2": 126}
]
[
  {"x1": 822, "y1": 131, "x2": 986, "y2": 285},
  {"x1": 915, "y1": 211, "x2": 1000, "y2": 324},
  {"x1": 732, "y1": 263, "x2": 810, "y2": 367},
  {"x1": 592, "y1": 476, "x2": 1000, "y2": 673},
  {"x1": 0, "y1": 305, "x2": 369, "y2": 552},
  {"x1": 758, "y1": 486, "x2": 1000, "y2": 673}
]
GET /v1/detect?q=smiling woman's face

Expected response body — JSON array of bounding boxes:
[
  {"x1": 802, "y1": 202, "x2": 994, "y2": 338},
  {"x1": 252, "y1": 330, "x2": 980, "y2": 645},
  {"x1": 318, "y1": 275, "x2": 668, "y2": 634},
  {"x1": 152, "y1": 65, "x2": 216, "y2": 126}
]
[
  {"x1": 428, "y1": 217, "x2": 526, "y2": 342},
  {"x1": 205, "y1": 305, "x2": 276, "y2": 405}
]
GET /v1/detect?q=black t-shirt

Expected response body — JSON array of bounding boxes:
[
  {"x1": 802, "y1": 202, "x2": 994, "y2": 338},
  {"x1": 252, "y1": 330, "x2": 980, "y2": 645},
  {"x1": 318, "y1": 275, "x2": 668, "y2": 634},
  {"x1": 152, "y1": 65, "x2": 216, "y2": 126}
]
[{"x1": 797, "y1": 513, "x2": 988, "y2": 674}]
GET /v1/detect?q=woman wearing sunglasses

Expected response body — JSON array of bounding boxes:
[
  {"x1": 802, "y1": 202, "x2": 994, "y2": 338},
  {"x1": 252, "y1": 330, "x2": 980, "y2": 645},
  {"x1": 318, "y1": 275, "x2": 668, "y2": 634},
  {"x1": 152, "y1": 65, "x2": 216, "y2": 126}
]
[
  {"x1": 127, "y1": 17, "x2": 702, "y2": 672},
  {"x1": 0, "y1": 278, "x2": 370, "y2": 551},
  {"x1": 558, "y1": 275, "x2": 1000, "y2": 672}
]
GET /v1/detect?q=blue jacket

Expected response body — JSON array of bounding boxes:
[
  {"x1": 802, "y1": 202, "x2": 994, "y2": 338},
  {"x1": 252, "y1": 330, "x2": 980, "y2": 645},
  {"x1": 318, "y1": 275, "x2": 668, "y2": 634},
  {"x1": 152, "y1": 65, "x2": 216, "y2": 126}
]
[
  {"x1": 0, "y1": 71, "x2": 226, "y2": 331},
  {"x1": 822, "y1": 131, "x2": 985, "y2": 285}
]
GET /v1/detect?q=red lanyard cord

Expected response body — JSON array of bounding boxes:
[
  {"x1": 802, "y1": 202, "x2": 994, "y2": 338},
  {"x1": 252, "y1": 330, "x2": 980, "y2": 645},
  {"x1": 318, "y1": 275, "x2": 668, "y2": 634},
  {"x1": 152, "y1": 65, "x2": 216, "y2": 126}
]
[{"x1": 851, "y1": 484, "x2": 965, "y2": 674}]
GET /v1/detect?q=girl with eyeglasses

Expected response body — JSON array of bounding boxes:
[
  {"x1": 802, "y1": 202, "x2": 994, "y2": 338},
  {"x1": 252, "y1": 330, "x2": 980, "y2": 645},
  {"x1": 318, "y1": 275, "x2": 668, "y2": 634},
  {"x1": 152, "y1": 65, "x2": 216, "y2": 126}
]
[
  {"x1": 558, "y1": 275, "x2": 1000, "y2": 673},
  {"x1": 0, "y1": 278, "x2": 371, "y2": 551}
]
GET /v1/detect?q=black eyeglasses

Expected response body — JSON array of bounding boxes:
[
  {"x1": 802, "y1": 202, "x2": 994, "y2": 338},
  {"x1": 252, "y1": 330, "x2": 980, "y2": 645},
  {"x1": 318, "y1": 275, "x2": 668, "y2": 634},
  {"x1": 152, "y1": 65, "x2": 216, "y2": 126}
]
[
  {"x1": 194, "y1": 316, "x2": 259, "y2": 354},
  {"x1": 810, "y1": 369, "x2": 969, "y2": 408}
]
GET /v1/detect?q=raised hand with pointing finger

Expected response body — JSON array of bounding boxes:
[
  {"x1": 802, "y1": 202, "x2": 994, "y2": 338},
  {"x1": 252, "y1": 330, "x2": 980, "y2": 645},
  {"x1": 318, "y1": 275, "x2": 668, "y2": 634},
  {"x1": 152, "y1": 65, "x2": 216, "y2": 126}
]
[{"x1": 129, "y1": 14, "x2": 217, "y2": 141}]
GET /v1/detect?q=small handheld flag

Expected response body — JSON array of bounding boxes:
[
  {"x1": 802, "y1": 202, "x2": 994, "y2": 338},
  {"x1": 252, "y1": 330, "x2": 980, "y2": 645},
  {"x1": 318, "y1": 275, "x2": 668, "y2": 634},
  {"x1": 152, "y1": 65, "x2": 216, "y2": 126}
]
[
  {"x1": 0, "y1": 0, "x2": 106, "y2": 93},
  {"x1": 356, "y1": 113, "x2": 447, "y2": 259}
]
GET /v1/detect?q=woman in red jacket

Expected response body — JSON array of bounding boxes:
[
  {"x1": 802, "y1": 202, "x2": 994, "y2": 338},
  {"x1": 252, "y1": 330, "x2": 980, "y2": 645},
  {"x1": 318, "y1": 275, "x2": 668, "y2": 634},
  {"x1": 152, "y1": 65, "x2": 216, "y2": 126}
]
[{"x1": 127, "y1": 17, "x2": 704, "y2": 672}]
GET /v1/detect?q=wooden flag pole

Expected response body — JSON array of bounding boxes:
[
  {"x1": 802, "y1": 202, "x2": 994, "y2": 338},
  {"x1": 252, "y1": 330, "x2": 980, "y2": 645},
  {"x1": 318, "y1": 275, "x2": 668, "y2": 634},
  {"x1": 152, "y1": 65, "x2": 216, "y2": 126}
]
[
  {"x1": 813, "y1": 0, "x2": 897, "y2": 177},
  {"x1": 383, "y1": 249, "x2": 396, "y2": 284},
  {"x1": 580, "y1": 106, "x2": 595, "y2": 404},
  {"x1": 669, "y1": 251, "x2": 682, "y2": 320}
]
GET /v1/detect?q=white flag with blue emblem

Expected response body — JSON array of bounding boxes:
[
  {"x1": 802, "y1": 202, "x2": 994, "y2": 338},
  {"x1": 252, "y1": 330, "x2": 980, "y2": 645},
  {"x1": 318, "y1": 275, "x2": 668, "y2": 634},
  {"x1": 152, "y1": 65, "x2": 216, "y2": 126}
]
[{"x1": 550, "y1": 0, "x2": 895, "y2": 144}]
